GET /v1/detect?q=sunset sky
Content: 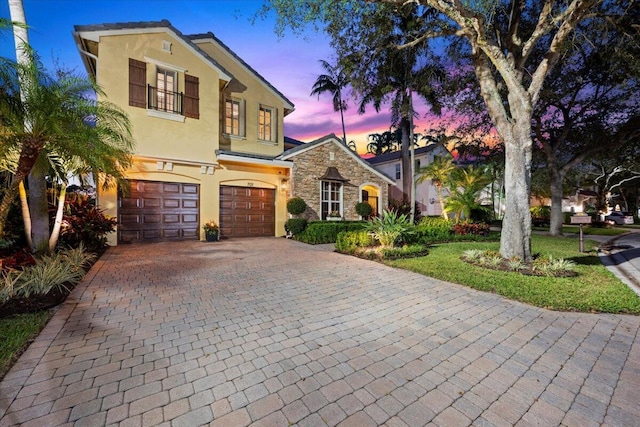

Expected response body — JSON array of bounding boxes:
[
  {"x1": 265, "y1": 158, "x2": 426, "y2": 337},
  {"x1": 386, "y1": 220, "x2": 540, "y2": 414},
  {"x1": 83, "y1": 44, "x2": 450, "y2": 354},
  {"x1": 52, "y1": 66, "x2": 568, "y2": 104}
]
[{"x1": 0, "y1": 0, "x2": 446, "y2": 154}]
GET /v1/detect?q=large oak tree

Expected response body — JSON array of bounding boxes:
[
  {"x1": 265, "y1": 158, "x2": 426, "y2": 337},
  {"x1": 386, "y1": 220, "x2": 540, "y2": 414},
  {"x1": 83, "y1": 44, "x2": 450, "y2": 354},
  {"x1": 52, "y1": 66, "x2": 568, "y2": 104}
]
[{"x1": 265, "y1": 0, "x2": 622, "y2": 260}]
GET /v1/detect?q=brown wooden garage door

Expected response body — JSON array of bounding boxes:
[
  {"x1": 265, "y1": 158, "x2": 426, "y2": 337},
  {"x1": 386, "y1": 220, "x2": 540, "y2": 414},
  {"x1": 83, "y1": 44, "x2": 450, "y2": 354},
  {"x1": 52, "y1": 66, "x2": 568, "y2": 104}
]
[
  {"x1": 219, "y1": 186, "x2": 275, "y2": 238},
  {"x1": 118, "y1": 180, "x2": 199, "y2": 242}
]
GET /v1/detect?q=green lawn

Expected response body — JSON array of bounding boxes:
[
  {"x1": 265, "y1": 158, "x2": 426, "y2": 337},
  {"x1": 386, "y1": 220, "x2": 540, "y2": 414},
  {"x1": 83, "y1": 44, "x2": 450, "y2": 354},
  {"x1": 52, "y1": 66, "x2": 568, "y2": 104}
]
[
  {"x1": 388, "y1": 234, "x2": 640, "y2": 314},
  {"x1": 532, "y1": 225, "x2": 629, "y2": 236},
  {"x1": 0, "y1": 311, "x2": 51, "y2": 379}
]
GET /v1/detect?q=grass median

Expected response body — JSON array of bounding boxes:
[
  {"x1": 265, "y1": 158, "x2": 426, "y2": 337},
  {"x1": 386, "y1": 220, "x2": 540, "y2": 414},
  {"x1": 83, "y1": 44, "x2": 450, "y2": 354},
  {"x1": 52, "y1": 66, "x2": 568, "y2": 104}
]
[{"x1": 388, "y1": 234, "x2": 640, "y2": 314}]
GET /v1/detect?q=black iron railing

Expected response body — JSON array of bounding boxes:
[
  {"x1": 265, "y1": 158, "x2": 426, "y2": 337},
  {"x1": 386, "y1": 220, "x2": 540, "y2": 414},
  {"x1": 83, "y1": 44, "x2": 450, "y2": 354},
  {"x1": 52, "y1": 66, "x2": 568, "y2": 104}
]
[{"x1": 147, "y1": 85, "x2": 183, "y2": 115}]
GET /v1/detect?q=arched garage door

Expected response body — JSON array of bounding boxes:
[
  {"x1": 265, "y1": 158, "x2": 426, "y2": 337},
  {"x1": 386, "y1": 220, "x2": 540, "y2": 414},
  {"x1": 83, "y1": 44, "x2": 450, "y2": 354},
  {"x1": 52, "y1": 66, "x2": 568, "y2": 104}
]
[
  {"x1": 118, "y1": 180, "x2": 199, "y2": 242},
  {"x1": 219, "y1": 186, "x2": 275, "y2": 238}
]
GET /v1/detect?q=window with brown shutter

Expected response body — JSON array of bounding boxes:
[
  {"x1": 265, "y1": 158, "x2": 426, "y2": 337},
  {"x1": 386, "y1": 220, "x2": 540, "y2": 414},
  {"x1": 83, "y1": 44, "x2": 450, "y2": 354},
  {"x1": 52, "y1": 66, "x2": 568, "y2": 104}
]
[
  {"x1": 184, "y1": 74, "x2": 199, "y2": 119},
  {"x1": 129, "y1": 58, "x2": 147, "y2": 108}
]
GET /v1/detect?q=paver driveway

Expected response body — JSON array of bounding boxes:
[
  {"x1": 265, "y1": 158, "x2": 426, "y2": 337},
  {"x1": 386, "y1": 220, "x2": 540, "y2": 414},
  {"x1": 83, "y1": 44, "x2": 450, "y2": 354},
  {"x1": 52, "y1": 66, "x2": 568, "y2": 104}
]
[{"x1": 1, "y1": 238, "x2": 639, "y2": 427}]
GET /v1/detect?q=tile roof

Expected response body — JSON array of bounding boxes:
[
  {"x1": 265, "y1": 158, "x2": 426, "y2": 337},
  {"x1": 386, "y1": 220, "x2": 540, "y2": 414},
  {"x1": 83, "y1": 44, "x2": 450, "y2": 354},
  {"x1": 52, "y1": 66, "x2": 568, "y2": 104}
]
[{"x1": 73, "y1": 20, "x2": 233, "y2": 81}]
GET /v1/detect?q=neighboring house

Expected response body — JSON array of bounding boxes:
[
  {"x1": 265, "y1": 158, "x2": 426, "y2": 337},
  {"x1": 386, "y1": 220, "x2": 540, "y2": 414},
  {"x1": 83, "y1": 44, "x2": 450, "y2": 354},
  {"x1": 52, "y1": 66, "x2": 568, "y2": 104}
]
[
  {"x1": 278, "y1": 135, "x2": 394, "y2": 220},
  {"x1": 367, "y1": 144, "x2": 449, "y2": 217},
  {"x1": 73, "y1": 20, "x2": 392, "y2": 244}
]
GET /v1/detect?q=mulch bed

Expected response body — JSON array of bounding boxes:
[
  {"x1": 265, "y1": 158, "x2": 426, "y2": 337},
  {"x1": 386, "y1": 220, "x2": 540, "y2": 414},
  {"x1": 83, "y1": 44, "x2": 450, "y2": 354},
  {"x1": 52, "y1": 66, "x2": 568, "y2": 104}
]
[{"x1": 0, "y1": 286, "x2": 73, "y2": 318}]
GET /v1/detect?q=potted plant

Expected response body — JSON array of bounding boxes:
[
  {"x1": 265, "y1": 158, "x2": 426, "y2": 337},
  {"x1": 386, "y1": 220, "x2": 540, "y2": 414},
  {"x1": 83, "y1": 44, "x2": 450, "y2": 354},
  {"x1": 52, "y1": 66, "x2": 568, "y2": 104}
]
[
  {"x1": 327, "y1": 210, "x2": 342, "y2": 221},
  {"x1": 203, "y1": 220, "x2": 219, "y2": 242}
]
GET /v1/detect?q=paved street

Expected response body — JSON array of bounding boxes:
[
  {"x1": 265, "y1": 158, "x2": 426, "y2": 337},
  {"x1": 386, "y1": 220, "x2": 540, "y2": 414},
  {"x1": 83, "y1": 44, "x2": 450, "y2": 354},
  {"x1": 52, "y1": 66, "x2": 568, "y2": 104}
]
[
  {"x1": 600, "y1": 231, "x2": 640, "y2": 295},
  {"x1": 1, "y1": 238, "x2": 639, "y2": 426}
]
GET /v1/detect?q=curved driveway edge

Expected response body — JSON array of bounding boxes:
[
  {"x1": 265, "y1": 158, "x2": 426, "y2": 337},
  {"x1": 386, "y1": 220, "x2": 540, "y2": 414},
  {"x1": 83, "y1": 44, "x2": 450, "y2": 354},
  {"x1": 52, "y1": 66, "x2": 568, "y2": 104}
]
[{"x1": 1, "y1": 238, "x2": 639, "y2": 427}]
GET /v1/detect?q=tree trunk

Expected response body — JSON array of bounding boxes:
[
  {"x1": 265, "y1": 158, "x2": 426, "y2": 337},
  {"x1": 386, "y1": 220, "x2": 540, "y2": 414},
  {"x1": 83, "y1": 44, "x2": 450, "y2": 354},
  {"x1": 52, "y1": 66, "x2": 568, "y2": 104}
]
[
  {"x1": 27, "y1": 169, "x2": 49, "y2": 253},
  {"x1": 400, "y1": 117, "x2": 411, "y2": 201},
  {"x1": 499, "y1": 118, "x2": 533, "y2": 261},
  {"x1": 49, "y1": 184, "x2": 67, "y2": 252},
  {"x1": 9, "y1": 0, "x2": 29, "y2": 66},
  {"x1": 548, "y1": 168, "x2": 565, "y2": 236},
  {"x1": 18, "y1": 180, "x2": 32, "y2": 249},
  {"x1": 436, "y1": 185, "x2": 447, "y2": 219}
]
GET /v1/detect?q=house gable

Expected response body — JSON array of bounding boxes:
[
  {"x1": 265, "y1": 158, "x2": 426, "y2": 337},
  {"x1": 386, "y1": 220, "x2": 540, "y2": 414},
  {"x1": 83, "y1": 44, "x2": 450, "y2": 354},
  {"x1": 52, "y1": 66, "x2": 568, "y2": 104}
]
[{"x1": 281, "y1": 134, "x2": 393, "y2": 220}]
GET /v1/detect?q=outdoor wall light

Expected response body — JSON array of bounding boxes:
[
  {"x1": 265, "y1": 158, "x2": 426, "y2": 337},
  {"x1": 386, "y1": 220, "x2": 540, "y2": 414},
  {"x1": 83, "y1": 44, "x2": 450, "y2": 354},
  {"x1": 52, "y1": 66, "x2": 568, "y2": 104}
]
[
  {"x1": 280, "y1": 178, "x2": 289, "y2": 192},
  {"x1": 429, "y1": 198, "x2": 436, "y2": 204}
]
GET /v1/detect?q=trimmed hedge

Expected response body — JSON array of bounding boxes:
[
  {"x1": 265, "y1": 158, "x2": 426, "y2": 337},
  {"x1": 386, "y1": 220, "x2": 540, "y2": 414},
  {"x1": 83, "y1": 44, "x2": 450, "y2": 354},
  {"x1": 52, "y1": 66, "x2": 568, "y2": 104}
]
[
  {"x1": 295, "y1": 221, "x2": 366, "y2": 244},
  {"x1": 285, "y1": 218, "x2": 308, "y2": 235}
]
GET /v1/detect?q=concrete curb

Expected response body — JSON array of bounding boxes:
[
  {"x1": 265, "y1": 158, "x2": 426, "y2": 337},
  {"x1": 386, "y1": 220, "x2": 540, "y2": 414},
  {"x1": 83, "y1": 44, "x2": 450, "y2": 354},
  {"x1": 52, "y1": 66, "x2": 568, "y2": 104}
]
[{"x1": 597, "y1": 232, "x2": 640, "y2": 297}]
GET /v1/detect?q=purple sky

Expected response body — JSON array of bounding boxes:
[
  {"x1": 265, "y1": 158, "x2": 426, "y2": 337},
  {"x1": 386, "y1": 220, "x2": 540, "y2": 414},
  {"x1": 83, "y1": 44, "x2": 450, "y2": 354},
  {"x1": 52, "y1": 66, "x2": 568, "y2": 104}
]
[{"x1": 1, "y1": 0, "x2": 443, "y2": 153}]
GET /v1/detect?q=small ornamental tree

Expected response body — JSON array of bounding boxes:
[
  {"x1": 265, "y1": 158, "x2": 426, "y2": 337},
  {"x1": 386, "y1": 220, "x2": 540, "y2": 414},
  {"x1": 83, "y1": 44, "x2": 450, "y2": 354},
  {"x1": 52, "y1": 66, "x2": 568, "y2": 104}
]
[
  {"x1": 287, "y1": 197, "x2": 307, "y2": 216},
  {"x1": 355, "y1": 202, "x2": 373, "y2": 218}
]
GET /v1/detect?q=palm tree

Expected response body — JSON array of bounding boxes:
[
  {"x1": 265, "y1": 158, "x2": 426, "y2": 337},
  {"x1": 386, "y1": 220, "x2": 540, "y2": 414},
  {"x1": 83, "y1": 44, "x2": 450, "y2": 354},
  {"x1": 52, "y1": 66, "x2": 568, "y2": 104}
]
[
  {"x1": 445, "y1": 165, "x2": 493, "y2": 223},
  {"x1": 350, "y1": 4, "x2": 443, "y2": 211},
  {"x1": 0, "y1": 55, "x2": 134, "y2": 252},
  {"x1": 366, "y1": 131, "x2": 399, "y2": 156},
  {"x1": 310, "y1": 59, "x2": 349, "y2": 145},
  {"x1": 416, "y1": 155, "x2": 455, "y2": 219}
]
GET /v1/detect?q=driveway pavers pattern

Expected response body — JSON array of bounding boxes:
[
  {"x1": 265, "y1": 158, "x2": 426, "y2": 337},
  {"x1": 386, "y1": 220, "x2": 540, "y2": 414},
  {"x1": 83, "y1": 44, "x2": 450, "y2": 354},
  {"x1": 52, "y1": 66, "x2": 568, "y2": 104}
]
[{"x1": 1, "y1": 238, "x2": 639, "y2": 427}]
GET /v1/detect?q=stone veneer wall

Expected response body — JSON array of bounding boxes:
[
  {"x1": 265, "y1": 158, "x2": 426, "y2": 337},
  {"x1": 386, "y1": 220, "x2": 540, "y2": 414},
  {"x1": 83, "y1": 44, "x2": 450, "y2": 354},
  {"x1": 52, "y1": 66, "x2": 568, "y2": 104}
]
[{"x1": 290, "y1": 142, "x2": 389, "y2": 221}]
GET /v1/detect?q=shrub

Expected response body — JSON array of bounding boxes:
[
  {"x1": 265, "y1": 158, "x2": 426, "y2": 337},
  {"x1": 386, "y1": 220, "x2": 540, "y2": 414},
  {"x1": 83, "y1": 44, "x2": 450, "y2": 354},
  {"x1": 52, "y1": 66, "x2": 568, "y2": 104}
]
[
  {"x1": 469, "y1": 207, "x2": 493, "y2": 224},
  {"x1": 296, "y1": 221, "x2": 366, "y2": 244},
  {"x1": 363, "y1": 210, "x2": 413, "y2": 247},
  {"x1": 354, "y1": 202, "x2": 373, "y2": 218},
  {"x1": 285, "y1": 218, "x2": 308, "y2": 235},
  {"x1": 0, "y1": 246, "x2": 93, "y2": 304},
  {"x1": 286, "y1": 197, "x2": 307, "y2": 215},
  {"x1": 388, "y1": 198, "x2": 421, "y2": 222},
  {"x1": 380, "y1": 244, "x2": 429, "y2": 260},
  {"x1": 58, "y1": 193, "x2": 116, "y2": 253},
  {"x1": 530, "y1": 206, "x2": 551, "y2": 226},
  {"x1": 335, "y1": 230, "x2": 375, "y2": 253},
  {"x1": 407, "y1": 217, "x2": 452, "y2": 244},
  {"x1": 453, "y1": 221, "x2": 490, "y2": 236}
]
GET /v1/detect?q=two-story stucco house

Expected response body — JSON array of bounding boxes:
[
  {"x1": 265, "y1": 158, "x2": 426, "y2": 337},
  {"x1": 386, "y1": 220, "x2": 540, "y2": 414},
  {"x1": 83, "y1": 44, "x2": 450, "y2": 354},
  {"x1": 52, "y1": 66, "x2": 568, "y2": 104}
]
[
  {"x1": 73, "y1": 20, "x2": 393, "y2": 244},
  {"x1": 367, "y1": 144, "x2": 450, "y2": 217}
]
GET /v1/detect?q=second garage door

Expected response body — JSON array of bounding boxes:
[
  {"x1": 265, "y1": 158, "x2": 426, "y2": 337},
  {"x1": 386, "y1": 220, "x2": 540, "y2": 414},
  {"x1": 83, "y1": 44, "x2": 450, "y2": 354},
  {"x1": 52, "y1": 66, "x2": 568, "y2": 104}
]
[{"x1": 220, "y1": 186, "x2": 275, "y2": 238}]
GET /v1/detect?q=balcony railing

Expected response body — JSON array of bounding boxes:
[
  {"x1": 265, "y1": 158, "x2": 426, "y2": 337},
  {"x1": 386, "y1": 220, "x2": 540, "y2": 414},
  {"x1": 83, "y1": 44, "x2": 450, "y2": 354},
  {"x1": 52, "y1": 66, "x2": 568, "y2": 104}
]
[{"x1": 147, "y1": 85, "x2": 183, "y2": 115}]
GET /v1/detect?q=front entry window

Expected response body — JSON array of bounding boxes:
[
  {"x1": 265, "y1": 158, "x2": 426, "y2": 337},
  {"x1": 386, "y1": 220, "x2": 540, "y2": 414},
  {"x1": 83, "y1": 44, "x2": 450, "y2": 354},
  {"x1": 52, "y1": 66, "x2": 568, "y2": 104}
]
[{"x1": 321, "y1": 181, "x2": 342, "y2": 219}]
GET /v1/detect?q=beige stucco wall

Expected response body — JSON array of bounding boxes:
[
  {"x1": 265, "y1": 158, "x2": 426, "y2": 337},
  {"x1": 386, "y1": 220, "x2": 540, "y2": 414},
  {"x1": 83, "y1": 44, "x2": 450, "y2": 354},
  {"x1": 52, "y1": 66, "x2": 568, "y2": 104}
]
[
  {"x1": 289, "y1": 142, "x2": 390, "y2": 221},
  {"x1": 193, "y1": 40, "x2": 287, "y2": 158},
  {"x1": 96, "y1": 32, "x2": 221, "y2": 163},
  {"x1": 92, "y1": 30, "x2": 291, "y2": 244},
  {"x1": 98, "y1": 157, "x2": 289, "y2": 245}
]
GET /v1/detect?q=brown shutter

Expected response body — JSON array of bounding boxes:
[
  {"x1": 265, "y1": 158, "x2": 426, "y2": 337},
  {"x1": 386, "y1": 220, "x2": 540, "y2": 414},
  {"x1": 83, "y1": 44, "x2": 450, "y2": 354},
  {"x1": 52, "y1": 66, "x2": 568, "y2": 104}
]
[
  {"x1": 129, "y1": 58, "x2": 146, "y2": 108},
  {"x1": 184, "y1": 74, "x2": 199, "y2": 119}
]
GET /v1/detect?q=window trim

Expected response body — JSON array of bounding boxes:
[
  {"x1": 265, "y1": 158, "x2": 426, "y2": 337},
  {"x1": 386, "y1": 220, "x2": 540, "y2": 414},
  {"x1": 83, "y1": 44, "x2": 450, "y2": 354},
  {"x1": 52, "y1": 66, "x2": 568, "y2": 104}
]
[
  {"x1": 156, "y1": 67, "x2": 178, "y2": 113},
  {"x1": 320, "y1": 181, "x2": 343, "y2": 220},
  {"x1": 258, "y1": 104, "x2": 277, "y2": 143},
  {"x1": 224, "y1": 97, "x2": 246, "y2": 138},
  {"x1": 395, "y1": 164, "x2": 401, "y2": 180}
]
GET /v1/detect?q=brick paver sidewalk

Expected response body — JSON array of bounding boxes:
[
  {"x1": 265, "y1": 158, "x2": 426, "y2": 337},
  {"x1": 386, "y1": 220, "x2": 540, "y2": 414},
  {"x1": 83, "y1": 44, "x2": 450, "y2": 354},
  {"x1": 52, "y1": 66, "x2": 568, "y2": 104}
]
[{"x1": 1, "y1": 238, "x2": 639, "y2": 426}]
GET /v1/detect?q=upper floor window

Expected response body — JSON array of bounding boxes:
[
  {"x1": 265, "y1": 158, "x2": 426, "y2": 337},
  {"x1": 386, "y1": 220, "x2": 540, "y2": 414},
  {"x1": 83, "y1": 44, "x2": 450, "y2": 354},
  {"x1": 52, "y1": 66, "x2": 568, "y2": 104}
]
[
  {"x1": 258, "y1": 105, "x2": 276, "y2": 142},
  {"x1": 128, "y1": 58, "x2": 199, "y2": 120},
  {"x1": 225, "y1": 98, "x2": 245, "y2": 137},
  {"x1": 156, "y1": 68, "x2": 177, "y2": 113},
  {"x1": 395, "y1": 164, "x2": 401, "y2": 180}
]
